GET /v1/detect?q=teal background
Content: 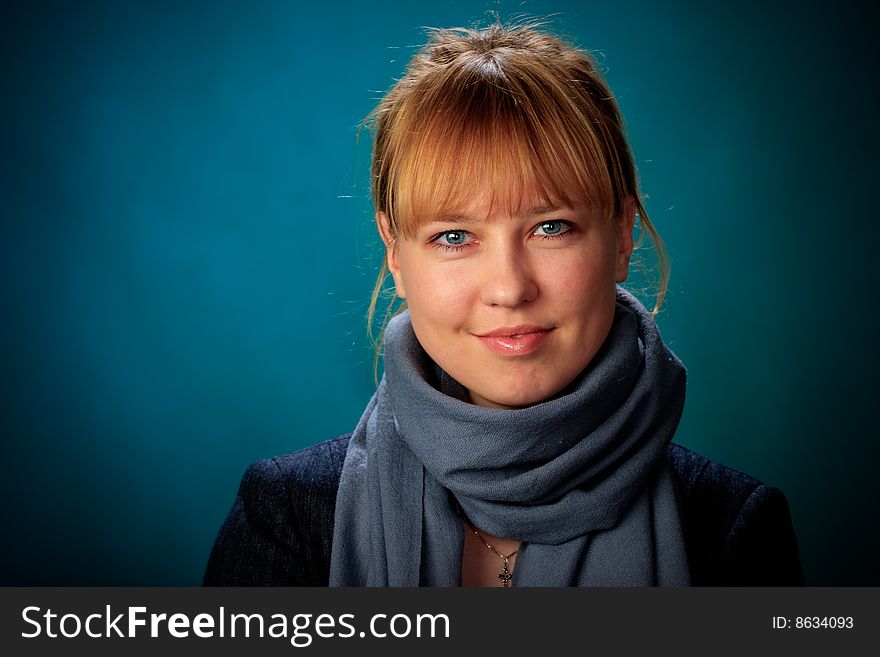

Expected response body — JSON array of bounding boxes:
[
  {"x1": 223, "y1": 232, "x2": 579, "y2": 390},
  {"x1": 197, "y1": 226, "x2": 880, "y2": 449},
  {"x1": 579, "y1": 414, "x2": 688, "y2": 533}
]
[{"x1": 2, "y1": 0, "x2": 877, "y2": 585}]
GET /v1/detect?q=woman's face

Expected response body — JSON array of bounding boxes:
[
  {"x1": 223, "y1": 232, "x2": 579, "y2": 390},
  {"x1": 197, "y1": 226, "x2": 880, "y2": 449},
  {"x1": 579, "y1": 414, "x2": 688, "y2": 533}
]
[{"x1": 380, "y1": 193, "x2": 635, "y2": 410}]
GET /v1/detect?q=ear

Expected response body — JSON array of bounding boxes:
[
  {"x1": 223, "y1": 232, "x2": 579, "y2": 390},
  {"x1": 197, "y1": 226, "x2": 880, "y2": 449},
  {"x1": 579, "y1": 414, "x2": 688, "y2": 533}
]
[
  {"x1": 376, "y1": 211, "x2": 406, "y2": 299},
  {"x1": 615, "y1": 196, "x2": 636, "y2": 283}
]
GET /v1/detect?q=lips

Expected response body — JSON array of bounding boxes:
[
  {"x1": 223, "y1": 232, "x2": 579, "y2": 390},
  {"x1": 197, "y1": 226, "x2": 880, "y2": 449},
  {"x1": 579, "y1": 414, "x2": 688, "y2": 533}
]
[{"x1": 474, "y1": 325, "x2": 554, "y2": 356}]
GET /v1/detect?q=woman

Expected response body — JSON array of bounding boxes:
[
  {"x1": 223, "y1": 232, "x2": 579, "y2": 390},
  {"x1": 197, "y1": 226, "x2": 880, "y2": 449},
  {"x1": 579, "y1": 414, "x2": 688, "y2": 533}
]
[{"x1": 204, "y1": 22, "x2": 803, "y2": 586}]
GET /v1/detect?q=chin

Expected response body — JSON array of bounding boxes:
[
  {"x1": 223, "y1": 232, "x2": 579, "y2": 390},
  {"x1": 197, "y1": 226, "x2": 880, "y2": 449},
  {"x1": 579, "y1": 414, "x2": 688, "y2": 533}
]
[{"x1": 469, "y1": 384, "x2": 557, "y2": 410}]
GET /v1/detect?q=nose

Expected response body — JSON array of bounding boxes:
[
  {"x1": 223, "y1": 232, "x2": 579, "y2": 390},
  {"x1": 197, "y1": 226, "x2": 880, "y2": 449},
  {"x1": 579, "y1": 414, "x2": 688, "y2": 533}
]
[{"x1": 478, "y1": 244, "x2": 538, "y2": 308}]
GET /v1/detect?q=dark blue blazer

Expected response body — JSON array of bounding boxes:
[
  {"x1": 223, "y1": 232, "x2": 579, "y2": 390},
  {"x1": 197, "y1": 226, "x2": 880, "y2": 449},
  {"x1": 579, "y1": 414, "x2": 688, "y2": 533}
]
[{"x1": 204, "y1": 435, "x2": 804, "y2": 586}]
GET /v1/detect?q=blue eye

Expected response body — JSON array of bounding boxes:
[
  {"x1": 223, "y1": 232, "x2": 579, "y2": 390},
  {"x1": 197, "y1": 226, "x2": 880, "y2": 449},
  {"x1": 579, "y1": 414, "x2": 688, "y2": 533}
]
[
  {"x1": 441, "y1": 231, "x2": 468, "y2": 245},
  {"x1": 431, "y1": 230, "x2": 474, "y2": 251},
  {"x1": 533, "y1": 220, "x2": 572, "y2": 238}
]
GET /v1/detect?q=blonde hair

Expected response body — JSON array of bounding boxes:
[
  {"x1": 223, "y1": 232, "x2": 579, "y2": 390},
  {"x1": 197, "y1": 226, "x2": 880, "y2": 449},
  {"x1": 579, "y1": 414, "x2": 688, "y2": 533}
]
[{"x1": 364, "y1": 21, "x2": 669, "y2": 366}]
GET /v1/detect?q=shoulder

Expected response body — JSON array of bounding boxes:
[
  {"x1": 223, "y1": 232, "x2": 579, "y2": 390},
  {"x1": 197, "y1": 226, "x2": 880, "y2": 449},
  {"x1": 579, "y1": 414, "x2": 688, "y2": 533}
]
[
  {"x1": 665, "y1": 443, "x2": 804, "y2": 585},
  {"x1": 264, "y1": 433, "x2": 351, "y2": 491},
  {"x1": 235, "y1": 434, "x2": 351, "y2": 538},
  {"x1": 203, "y1": 435, "x2": 350, "y2": 586},
  {"x1": 666, "y1": 442, "x2": 766, "y2": 516}
]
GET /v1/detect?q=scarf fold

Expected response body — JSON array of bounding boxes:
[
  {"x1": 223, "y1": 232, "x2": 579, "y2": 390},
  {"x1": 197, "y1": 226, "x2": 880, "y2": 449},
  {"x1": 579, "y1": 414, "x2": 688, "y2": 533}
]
[{"x1": 330, "y1": 286, "x2": 691, "y2": 587}]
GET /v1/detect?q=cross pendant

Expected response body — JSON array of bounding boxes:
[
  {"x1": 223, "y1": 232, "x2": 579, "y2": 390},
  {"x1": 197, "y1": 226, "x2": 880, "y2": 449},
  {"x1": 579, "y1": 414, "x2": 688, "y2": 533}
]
[{"x1": 498, "y1": 562, "x2": 513, "y2": 587}]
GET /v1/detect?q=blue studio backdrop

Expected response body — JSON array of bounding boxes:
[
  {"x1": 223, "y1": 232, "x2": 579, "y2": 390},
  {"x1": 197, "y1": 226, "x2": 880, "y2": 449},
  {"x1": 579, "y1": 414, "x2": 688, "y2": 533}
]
[{"x1": 2, "y1": 0, "x2": 877, "y2": 585}]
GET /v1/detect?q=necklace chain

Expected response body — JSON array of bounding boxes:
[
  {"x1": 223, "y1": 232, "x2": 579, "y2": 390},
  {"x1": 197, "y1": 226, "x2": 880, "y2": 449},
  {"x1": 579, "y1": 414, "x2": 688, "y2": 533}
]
[{"x1": 464, "y1": 519, "x2": 519, "y2": 587}]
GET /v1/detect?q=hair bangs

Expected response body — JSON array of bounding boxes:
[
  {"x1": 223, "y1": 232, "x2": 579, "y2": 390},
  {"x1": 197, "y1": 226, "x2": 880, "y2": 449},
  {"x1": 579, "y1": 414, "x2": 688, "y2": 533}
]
[{"x1": 385, "y1": 65, "x2": 618, "y2": 238}]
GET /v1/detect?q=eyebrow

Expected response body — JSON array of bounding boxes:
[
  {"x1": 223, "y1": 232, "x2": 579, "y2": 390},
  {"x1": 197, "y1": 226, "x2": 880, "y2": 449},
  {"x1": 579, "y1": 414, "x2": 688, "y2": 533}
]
[{"x1": 429, "y1": 204, "x2": 567, "y2": 224}]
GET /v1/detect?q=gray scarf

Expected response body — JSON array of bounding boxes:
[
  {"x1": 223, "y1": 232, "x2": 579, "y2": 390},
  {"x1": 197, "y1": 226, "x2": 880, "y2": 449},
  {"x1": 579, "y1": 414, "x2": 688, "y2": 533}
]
[{"x1": 330, "y1": 286, "x2": 690, "y2": 586}]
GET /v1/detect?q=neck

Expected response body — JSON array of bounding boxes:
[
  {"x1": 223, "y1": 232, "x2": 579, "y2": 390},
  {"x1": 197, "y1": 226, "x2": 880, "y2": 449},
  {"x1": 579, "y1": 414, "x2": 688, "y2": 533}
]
[{"x1": 460, "y1": 517, "x2": 521, "y2": 587}]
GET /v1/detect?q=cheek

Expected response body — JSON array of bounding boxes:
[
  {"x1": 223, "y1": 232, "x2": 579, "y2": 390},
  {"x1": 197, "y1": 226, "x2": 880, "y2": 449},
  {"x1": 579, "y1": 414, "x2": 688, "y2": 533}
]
[
  {"x1": 545, "y1": 251, "x2": 615, "y2": 303},
  {"x1": 398, "y1": 255, "x2": 473, "y2": 329},
  {"x1": 541, "y1": 252, "x2": 619, "y2": 340}
]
